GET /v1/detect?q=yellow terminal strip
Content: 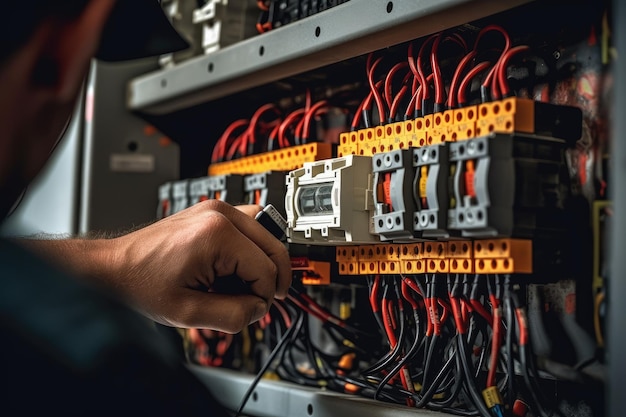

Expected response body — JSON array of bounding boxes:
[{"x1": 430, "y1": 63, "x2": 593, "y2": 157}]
[
  {"x1": 447, "y1": 240, "x2": 474, "y2": 273},
  {"x1": 403, "y1": 119, "x2": 419, "y2": 148},
  {"x1": 450, "y1": 258, "x2": 474, "y2": 273},
  {"x1": 475, "y1": 97, "x2": 535, "y2": 138},
  {"x1": 383, "y1": 121, "x2": 407, "y2": 152},
  {"x1": 454, "y1": 105, "x2": 478, "y2": 141},
  {"x1": 208, "y1": 142, "x2": 333, "y2": 175},
  {"x1": 430, "y1": 110, "x2": 455, "y2": 144},
  {"x1": 446, "y1": 240, "x2": 473, "y2": 258},
  {"x1": 400, "y1": 243, "x2": 423, "y2": 260},
  {"x1": 338, "y1": 132, "x2": 358, "y2": 157},
  {"x1": 426, "y1": 258, "x2": 450, "y2": 273},
  {"x1": 356, "y1": 127, "x2": 377, "y2": 156},
  {"x1": 338, "y1": 261, "x2": 360, "y2": 275},
  {"x1": 336, "y1": 246, "x2": 359, "y2": 261},
  {"x1": 337, "y1": 240, "x2": 532, "y2": 275},
  {"x1": 423, "y1": 241, "x2": 447, "y2": 259},
  {"x1": 401, "y1": 260, "x2": 426, "y2": 274}
]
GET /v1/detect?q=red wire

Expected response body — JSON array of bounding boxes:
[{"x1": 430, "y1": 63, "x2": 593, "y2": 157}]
[
  {"x1": 302, "y1": 100, "x2": 329, "y2": 141},
  {"x1": 438, "y1": 298, "x2": 451, "y2": 328},
  {"x1": 457, "y1": 61, "x2": 492, "y2": 106},
  {"x1": 470, "y1": 299, "x2": 494, "y2": 324},
  {"x1": 430, "y1": 33, "x2": 445, "y2": 106},
  {"x1": 225, "y1": 132, "x2": 247, "y2": 160},
  {"x1": 288, "y1": 294, "x2": 327, "y2": 321},
  {"x1": 267, "y1": 123, "x2": 282, "y2": 150},
  {"x1": 384, "y1": 62, "x2": 409, "y2": 112},
  {"x1": 450, "y1": 296, "x2": 466, "y2": 334},
  {"x1": 257, "y1": 0, "x2": 269, "y2": 11},
  {"x1": 487, "y1": 304, "x2": 502, "y2": 387},
  {"x1": 211, "y1": 119, "x2": 248, "y2": 162},
  {"x1": 370, "y1": 275, "x2": 382, "y2": 313},
  {"x1": 389, "y1": 71, "x2": 413, "y2": 120},
  {"x1": 248, "y1": 103, "x2": 280, "y2": 149},
  {"x1": 416, "y1": 34, "x2": 439, "y2": 102},
  {"x1": 273, "y1": 300, "x2": 292, "y2": 328},
  {"x1": 515, "y1": 307, "x2": 529, "y2": 346},
  {"x1": 448, "y1": 51, "x2": 477, "y2": 108},
  {"x1": 367, "y1": 53, "x2": 387, "y2": 124},
  {"x1": 401, "y1": 280, "x2": 419, "y2": 310},
  {"x1": 382, "y1": 298, "x2": 397, "y2": 348},
  {"x1": 352, "y1": 97, "x2": 366, "y2": 130},
  {"x1": 298, "y1": 291, "x2": 347, "y2": 328},
  {"x1": 496, "y1": 45, "x2": 531, "y2": 97},
  {"x1": 474, "y1": 26, "x2": 511, "y2": 83},
  {"x1": 278, "y1": 108, "x2": 305, "y2": 148},
  {"x1": 400, "y1": 275, "x2": 424, "y2": 298}
]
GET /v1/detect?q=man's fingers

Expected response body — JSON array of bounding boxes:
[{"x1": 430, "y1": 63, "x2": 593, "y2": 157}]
[
  {"x1": 235, "y1": 204, "x2": 263, "y2": 218},
  {"x1": 198, "y1": 211, "x2": 279, "y2": 305},
  {"x1": 169, "y1": 289, "x2": 268, "y2": 333},
  {"x1": 196, "y1": 201, "x2": 291, "y2": 298}
]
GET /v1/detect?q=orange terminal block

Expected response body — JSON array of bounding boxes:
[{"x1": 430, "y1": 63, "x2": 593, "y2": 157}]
[
  {"x1": 338, "y1": 132, "x2": 357, "y2": 157},
  {"x1": 446, "y1": 240, "x2": 473, "y2": 258},
  {"x1": 473, "y1": 238, "x2": 532, "y2": 274},
  {"x1": 338, "y1": 261, "x2": 360, "y2": 276},
  {"x1": 374, "y1": 125, "x2": 386, "y2": 154},
  {"x1": 423, "y1": 241, "x2": 447, "y2": 259},
  {"x1": 208, "y1": 142, "x2": 333, "y2": 175},
  {"x1": 356, "y1": 127, "x2": 377, "y2": 156},
  {"x1": 400, "y1": 243, "x2": 423, "y2": 260},
  {"x1": 413, "y1": 117, "x2": 428, "y2": 147},
  {"x1": 401, "y1": 259, "x2": 426, "y2": 274},
  {"x1": 336, "y1": 246, "x2": 359, "y2": 262},
  {"x1": 450, "y1": 258, "x2": 474, "y2": 273},
  {"x1": 454, "y1": 105, "x2": 478, "y2": 141},
  {"x1": 359, "y1": 260, "x2": 380, "y2": 275},
  {"x1": 426, "y1": 258, "x2": 449, "y2": 273},
  {"x1": 403, "y1": 119, "x2": 419, "y2": 148},
  {"x1": 430, "y1": 111, "x2": 455, "y2": 144},
  {"x1": 379, "y1": 260, "x2": 401, "y2": 275},
  {"x1": 384, "y1": 121, "x2": 407, "y2": 152},
  {"x1": 475, "y1": 98, "x2": 535, "y2": 138}
]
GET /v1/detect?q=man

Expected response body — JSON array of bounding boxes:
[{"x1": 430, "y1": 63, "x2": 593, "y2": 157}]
[{"x1": 0, "y1": 0, "x2": 291, "y2": 413}]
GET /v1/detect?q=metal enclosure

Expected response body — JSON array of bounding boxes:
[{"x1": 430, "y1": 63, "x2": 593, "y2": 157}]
[{"x1": 80, "y1": 59, "x2": 180, "y2": 234}]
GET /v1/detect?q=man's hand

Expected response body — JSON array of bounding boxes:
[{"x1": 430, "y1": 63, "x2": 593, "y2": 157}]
[{"x1": 18, "y1": 200, "x2": 291, "y2": 334}]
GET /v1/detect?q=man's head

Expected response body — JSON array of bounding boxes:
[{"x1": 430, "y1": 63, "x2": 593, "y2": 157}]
[
  {"x1": 0, "y1": 0, "x2": 117, "y2": 218},
  {"x1": 0, "y1": 1, "x2": 189, "y2": 219}
]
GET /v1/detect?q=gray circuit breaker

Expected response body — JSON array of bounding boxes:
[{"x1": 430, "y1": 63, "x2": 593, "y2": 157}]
[
  {"x1": 209, "y1": 174, "x2": 244, "y2": 205},
  {"x1": 413, "y1": 143, "x2": 450, "y2": 239},
  {"x1": 448, "y1": 133, "x2": 568, "y2": 238},
  {"x1": 244, "y1": 171, "x2": 288, "y2": 218},
  {"x1": 171, "y1": 179, "x2": 190, "y2": 214},
  {"x1": 372, "y1": 149, "x2": 416, "y2": 242},
  {"x1": 157, "y1": 182, "x2": 173, "y2": 220},
  {"x1": 285, "y1": 155, "x2": 377, "y2": 245},
  {"x1": 189, "y1": 176, "x2": 213, "y2": 205}
]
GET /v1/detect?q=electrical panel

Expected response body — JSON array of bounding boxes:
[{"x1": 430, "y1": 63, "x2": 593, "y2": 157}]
[{"x1": 134, "y1": 1, "x2": 614, "y2": 416}]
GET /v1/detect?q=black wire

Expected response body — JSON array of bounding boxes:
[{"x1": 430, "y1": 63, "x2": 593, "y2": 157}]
[
  {"x1": 373, "y1": 307, "x2": 422, "y2": 401},
  {"x1": 504, "y1": 276, "x2": 515, "y2": 409},
  {"x1": 235, "y1": 311, "x2": 304, "y2": 417},
  {"x1": 456, "y1": 333, "x2": 492, "y2": 417},
  {"x1": 413, "y1": 339, "x2": 456, "y2": 407},
  {"x1": 511, "y1": 289, "x2": 563, "y2": 417}
]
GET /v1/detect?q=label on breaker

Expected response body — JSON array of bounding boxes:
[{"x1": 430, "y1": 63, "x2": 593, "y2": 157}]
[{"x1": 110, "y1": 154, "x2": 155, "y2": 173}]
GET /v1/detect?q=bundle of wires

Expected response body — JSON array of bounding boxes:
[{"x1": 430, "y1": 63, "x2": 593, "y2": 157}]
[{"x1": 351, "y1": 25, "x2": 531, "y2": 132}]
